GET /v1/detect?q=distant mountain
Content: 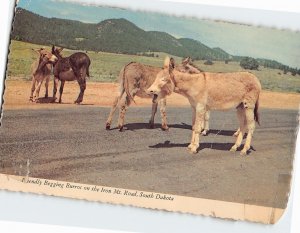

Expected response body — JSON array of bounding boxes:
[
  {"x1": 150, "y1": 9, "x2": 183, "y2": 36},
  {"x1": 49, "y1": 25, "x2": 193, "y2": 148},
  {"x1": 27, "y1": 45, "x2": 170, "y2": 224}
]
[
  {"x1": 12, "y1": 8, "x2": 295, "y2": 72},
  {"x1": 11, "y1": 8, "x2": 230, "y2": 60}
]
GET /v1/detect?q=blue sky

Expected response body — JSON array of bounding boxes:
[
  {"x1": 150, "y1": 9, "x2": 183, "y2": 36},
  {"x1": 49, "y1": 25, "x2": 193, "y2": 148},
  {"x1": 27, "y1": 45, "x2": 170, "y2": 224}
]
[{"x1": 17, "y1": 0, "x2": 300, "y2": 67}]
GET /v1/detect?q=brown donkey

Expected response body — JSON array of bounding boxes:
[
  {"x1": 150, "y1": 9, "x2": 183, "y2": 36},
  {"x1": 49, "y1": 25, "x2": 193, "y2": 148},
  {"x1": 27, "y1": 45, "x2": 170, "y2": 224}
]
[
  {"x1": 29, "y1": 48, "x2": 58, "y2": 102},
  {"x1": 147, "y1": 57, "x2": 261, "y2": 155},
  {"x1": 51, "y1": 46, "x2": 91, "y2": 104},
  {"x1": 105, "y1": 58, "x2": 202, "y2": 131}
]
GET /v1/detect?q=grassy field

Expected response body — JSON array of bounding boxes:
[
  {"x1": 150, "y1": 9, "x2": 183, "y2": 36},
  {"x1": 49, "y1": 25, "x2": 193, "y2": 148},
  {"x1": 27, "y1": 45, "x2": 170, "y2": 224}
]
[{"x1": 6, "y1": 40, "x2": 300, "y2": 93}]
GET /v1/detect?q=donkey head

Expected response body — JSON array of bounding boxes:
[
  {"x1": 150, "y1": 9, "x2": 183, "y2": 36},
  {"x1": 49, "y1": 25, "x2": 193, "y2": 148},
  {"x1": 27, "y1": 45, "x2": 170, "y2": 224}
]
[
  {"x1": 51, "y1": 45, "x2": 64, "y2": 59},
  {"x1": 33, "y1": 48, "x2": 58, "y2": 73},
  {"x1": 147, "y1": 57, "x2": 175, "y2": 103}
]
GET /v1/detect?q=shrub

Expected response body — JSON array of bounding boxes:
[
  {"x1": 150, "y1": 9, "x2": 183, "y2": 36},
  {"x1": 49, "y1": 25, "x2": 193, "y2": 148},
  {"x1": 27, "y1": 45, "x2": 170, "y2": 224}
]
[
  {"x1": 204, "y1": 60, "x2": 213, "y2": 65},
  {"x1": 240, "y1": 57, "x2": 259, "y2": 70}
]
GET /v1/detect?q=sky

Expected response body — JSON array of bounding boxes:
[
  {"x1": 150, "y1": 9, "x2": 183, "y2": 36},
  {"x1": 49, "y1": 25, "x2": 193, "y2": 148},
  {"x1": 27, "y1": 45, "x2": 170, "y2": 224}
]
[{"x1": 17, "y1": 0, "x2": 300, "y2": 68}]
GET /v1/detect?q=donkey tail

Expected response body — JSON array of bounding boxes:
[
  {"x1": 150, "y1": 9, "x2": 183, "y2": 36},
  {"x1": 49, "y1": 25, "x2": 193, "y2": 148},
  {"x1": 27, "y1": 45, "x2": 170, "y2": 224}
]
[
  {"x1": 86, "y1": 66, "x2": 90, "y2": 77},
  {"x1": 254, "y1": 97, "x2": 260, "y2": 125},
  {"x1": 123, "y1": 62, "x2": 136, "y2": 104}
]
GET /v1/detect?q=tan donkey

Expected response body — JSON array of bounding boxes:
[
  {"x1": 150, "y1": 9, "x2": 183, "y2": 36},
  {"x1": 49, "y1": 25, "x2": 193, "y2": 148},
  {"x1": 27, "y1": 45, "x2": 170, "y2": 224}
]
[
  {"x1": 106, "y1": 57, "x2": 203, "y2": 131},
  {"x1": 29, "y1": 48, "x2": 58, "y2": 102},
  {"x1": 147, "y1": 57, "x2": 261, "y2": 155}
]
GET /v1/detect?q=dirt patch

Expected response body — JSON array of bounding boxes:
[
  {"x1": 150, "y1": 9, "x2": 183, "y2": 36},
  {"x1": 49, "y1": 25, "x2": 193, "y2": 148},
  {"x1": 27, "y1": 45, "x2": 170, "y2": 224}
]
[{"x1": 2, "y1": 80, "x2": 300, "y2": 110}]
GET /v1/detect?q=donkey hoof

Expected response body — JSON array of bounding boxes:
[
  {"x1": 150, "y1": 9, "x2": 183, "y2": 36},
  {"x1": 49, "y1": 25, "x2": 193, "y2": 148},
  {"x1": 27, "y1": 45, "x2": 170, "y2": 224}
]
[
  {"x1": 230, "y1": 146, "x2": 237, "y2": 152},
  {"x1": 189, "y1": 147, "x2": 198, "y2": 154},
  {"x1": 161, "y1": 125, "x2": 169, "y2": 131},
  {"x1": 149, "y1": 124, "x2": 154, "y2": 129},
  {"x1": 201, "y1": 130, "x2": 208, "y2": 136},
  {"x1": 240, "y1": 150, "x2": 247, "y2": 156},
  {"x1": 106, "y1": 123, "x2": 111, "y2": 130},
  {"x1": 118, "y1": 125, "x2": 124, "y2": 131}
]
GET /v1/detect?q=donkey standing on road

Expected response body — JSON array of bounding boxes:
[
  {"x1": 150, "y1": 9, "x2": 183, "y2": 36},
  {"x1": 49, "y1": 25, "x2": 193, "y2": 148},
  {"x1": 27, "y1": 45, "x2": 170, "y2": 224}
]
[
  {"x1": 105, "y1": 57, "x2": 203, "y2": 131},
  {"x1": 51, "y1": 46, "x2": 91, "y2": 104},
  {"x1": 29, "y1": 48, "x2": 58, "y2": 102},
  {"x1": 147, "y1": 57, "x2": 261, "y2": 155}
]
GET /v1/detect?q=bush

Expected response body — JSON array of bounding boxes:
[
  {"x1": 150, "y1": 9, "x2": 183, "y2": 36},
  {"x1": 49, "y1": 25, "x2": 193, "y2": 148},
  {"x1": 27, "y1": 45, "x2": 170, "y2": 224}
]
[
  {"x1": 291, "y1": 69, "x2": 297, "y2": 76},
  {"x1": 240, "y1": 57, "x2": 259, "y2": 70},
  {"x1": 204, "y1": 60, "x2": 213, "y2": 65}
]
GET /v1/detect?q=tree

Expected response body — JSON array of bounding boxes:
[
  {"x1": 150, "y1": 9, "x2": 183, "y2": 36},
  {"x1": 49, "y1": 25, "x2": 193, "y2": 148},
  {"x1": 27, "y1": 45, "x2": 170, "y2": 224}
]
[
  {"x1": 240, "y1": 57, "x2": 259, "y2": 70},
  {"x1": 290, "y1": 68, "x2": 297, "y2": 76}
]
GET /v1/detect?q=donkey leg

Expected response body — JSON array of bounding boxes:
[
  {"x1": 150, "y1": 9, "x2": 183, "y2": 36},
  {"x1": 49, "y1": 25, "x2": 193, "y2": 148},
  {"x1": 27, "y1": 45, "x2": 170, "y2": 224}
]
[
  {"x1": 53, "y1": 77, "x2": 59, "y2": 102},
  {"x1": 117, "y1": 93, "x2": 131, "y2": 131},
  {"x1": 45, "y1": 76, "x2": 50, "y2": 98},
  {"x1": 106, "y1": 96, "x2": 119, "y2": 130},
  {"x1": 202, "y1": 110, "x2": 210, "y2": 136},
  {"x1": 58, "y1": 80, "x2": 65, "y2": 103},
  {"x1": 189, "y1": 104, "x2": 205, "y2": 154},
  {"x1": 75, "y1": 79, "x2": 86, "y2": 104},
  {"x1": 240, "y1": 108, "x2": 256, "y2": 155},
  {"x1": 160, "y1": 98, "x2": 169, "y2": 131},
  {"x1": 188, "y1": 106, "x2": 196, "y2": 149},
  {"x1": 230, "y1": 107, "x2": 246, "y2": 152},
  {"x1": 30, "y1": 77, "x2": 36, "y2": 102},
  {"x1": 149, "y1": 102, "x2": 158, "y2": 129},
  {"x1": 35, "y1": 81, "x2": 43, "y2": 102}
]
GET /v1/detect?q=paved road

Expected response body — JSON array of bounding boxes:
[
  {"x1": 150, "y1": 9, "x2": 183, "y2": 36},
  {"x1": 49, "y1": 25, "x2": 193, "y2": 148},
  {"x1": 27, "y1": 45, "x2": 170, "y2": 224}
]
[{"x1": 0, "y1": 106, "x2": 297, "y2": 208}]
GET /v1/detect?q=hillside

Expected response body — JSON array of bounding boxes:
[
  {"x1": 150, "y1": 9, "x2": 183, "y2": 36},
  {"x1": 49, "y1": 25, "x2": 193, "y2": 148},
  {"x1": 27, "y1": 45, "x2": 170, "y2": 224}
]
[
  {"x1": 11, "y1": 8, "x2": 230, "y2": 60},
  {"x1": 11, "y1": 8, "x2": 296, "y2": 72}
]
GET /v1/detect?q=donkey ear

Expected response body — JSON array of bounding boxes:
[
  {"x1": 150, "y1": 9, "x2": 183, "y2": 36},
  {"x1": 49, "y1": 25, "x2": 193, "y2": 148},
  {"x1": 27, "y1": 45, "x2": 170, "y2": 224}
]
[
  {"x1": 57, "y1": 47, "x2": 64, "y2": 53},
  {"x1": 163, "y1": 56, "x2": 170, "y2": 69},
  {"x1": 182, "y1": 57, "x2": 189, "y2": 65},
  {"x1": 32, "y1": 48, "x2": 42, "y2": 54},
  {"x1": 169, "y1": 57, "x2": 175, "y2": 72},
  {"x1": 52, "y1": 45, "x2": 55, "y2": 53}
]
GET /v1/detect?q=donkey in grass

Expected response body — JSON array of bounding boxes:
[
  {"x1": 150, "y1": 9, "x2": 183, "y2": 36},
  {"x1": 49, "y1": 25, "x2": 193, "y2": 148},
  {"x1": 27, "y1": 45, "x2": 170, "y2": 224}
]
[
  {"x1": 105, "y1": 57, "x2": 203, "y2": 131},
  {"x1": 51, "y1": 46, "x2": 91, "y2": 104},
  {"x1": 29, "y1": 48, "x2": 58, "y2": 102},
  {"x1": 147, "y1": 57, "x2": 261, "y2": 155}
]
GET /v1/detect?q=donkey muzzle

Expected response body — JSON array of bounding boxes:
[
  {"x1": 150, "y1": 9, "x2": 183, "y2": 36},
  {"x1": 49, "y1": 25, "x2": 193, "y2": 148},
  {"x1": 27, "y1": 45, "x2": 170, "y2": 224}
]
[{"x1": 50, "y1": 55, "x2": 58, "y2": 63}]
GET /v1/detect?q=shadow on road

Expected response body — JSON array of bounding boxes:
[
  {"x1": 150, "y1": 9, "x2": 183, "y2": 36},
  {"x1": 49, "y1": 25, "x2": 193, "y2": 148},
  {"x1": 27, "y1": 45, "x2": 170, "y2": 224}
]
[
  {"x1": 122, "y1": 122, "x2": 237, "y2": 136},
  {"x1": 35, "y1": 97, "x2": 56, "y2": 103},
  {"x1": 149, "y1": 140, "x2": 234, "y2": 151},
  {"x1": 35, "y1": 97, "x2": 94, "y2": 105}
]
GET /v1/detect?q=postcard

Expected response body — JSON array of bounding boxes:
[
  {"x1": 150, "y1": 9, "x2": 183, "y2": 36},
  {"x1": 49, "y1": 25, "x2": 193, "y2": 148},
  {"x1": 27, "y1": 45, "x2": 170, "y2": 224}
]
[{"x1": 0, "y1": 0, "x2": 299, "y2": 224}]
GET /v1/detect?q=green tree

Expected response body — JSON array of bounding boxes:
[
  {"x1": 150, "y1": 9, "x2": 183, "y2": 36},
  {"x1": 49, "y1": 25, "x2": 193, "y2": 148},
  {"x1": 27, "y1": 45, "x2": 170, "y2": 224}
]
[{"x1": 240, "y1": 57, "x2": 259, "y2": 70}]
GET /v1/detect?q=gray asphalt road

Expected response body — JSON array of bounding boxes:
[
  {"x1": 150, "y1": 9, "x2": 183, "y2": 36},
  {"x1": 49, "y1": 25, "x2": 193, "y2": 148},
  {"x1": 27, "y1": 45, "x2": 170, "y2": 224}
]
[{"x1": 0, "y1": 106, "x2": 297, "y2": 208}]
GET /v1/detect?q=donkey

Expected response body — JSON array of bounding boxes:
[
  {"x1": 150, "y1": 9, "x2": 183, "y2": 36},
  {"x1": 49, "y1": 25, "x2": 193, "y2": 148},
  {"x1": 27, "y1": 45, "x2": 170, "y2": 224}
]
[
  {"x1": 51, "y1": 46, "x2": 91, "y2": 104},
  {"x1": 105, "y1": 57, "x2": 203, "y2": 131},
  {"x1": 29, "y1": 48, "x2": 58, "y2": 102},
  {"x1": 147, "y1": 57, "x2": 261, "y2": 155}
]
